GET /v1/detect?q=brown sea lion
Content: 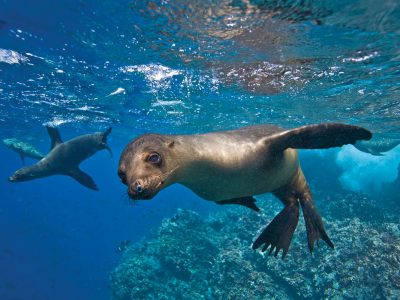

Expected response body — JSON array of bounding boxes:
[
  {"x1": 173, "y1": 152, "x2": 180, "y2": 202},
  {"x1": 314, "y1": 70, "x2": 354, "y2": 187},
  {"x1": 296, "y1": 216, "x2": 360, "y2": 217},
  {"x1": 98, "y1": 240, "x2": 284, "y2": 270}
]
[
  {"x1": 118, "y1": 123, "x2": 372, "y2": 258},
  {"x1": 354, "y1": 137, "x2": 400, "y2": 156},
  {"x1": 9, "y1": 126, "x2": 112, "y2": 190}
]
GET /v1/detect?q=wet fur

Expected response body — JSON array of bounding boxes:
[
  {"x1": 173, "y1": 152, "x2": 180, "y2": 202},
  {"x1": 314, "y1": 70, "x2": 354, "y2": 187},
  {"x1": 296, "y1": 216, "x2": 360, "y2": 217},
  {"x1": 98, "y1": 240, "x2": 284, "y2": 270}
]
[{"x1": 119, "y1": 123, "x2": 372, "y2": 257}]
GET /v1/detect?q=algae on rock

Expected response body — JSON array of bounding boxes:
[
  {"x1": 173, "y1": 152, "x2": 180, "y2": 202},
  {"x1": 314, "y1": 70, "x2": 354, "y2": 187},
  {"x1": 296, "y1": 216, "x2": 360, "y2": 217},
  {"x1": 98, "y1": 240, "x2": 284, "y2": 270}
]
[{"x1": 110, "y1": 193, "x2": 400, "y2": 299}]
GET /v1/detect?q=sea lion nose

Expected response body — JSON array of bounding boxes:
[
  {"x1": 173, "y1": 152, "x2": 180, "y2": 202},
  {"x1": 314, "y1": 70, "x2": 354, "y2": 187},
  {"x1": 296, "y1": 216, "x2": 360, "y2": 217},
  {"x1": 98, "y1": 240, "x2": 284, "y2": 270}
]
[{"x1": 129, "y1": 180, "x2": 144, "y2": 196}]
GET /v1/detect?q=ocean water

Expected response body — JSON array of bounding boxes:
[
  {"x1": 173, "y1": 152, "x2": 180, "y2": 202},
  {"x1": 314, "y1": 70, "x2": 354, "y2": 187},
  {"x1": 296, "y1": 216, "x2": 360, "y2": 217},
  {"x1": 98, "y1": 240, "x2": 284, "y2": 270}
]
[{"x1": 0, "y1": 0, "x2": 399, "y2": 299}]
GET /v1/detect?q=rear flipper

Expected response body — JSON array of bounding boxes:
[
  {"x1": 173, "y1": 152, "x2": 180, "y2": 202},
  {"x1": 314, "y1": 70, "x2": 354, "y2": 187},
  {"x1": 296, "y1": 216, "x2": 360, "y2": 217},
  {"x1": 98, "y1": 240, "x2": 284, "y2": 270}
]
[
  {"x1": 300, "y1": 197, "x2": 334, "y2": 252},
  {"x1": 252, "y1": 202, "x2": 299, "y2": 258},
  {"x1": 215, "y1": 196, "x2": 260, "y2": 212}
]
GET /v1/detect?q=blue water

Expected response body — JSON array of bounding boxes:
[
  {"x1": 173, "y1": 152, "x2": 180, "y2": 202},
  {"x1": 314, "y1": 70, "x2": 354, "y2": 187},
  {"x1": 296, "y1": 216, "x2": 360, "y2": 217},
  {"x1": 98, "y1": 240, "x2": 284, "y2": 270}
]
[{"x1": 0, "y1": 0, "x2": 399, "y2": 299}]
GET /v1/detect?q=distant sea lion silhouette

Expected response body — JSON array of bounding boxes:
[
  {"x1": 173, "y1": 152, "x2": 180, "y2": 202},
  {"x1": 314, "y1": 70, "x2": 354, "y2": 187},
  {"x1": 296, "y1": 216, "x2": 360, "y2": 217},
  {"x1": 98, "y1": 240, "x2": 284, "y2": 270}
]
[
  {"x1": 3, "y1": 138, "x2": 45, "y2": 164},
  {"x1": 9, "y1": 126, "x2": 112, "y2": 190},
  {"x1": 354, "y1": 138, "x2": 400, "y2": 156},
  {"x1": 118, "y1": 123, "x2": 372, "y2": 258}
]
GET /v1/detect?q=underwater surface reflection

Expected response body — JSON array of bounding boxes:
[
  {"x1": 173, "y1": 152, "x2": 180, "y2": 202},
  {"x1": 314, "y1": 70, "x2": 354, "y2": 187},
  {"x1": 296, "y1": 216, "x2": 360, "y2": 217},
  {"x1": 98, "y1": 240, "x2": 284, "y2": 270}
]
[{"x1": 0, "y1": 0, "x2": 399, "y2": 299}]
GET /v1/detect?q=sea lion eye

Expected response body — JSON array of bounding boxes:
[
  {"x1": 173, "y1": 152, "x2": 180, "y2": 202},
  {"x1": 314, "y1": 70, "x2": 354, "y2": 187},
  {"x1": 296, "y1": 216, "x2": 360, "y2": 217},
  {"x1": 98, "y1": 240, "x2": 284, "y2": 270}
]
[{"x1": 147, "y1": 153, "x2": 161, "y2": 165}]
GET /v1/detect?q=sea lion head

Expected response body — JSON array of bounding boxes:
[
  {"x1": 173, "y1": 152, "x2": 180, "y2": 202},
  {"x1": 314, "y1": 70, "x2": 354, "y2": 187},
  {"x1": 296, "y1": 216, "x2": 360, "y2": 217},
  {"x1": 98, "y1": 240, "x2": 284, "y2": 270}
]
[
  {"x1": 118, "y1": 134, "x2": 176, "y2": 200},
  {"x1": 8, "y1": 167, "x2": 33, "y2": 182}
]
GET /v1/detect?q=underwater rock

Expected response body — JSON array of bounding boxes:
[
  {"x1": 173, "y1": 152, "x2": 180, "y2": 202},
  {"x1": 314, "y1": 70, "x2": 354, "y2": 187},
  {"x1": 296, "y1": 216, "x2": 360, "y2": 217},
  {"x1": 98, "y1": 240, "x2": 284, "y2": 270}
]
[
  {"x1": 110, "y1": 209, "x2": 221, "y2": 300},
  {"x1": 110, "y1": 194, "x2": 400, "y2": 299}
]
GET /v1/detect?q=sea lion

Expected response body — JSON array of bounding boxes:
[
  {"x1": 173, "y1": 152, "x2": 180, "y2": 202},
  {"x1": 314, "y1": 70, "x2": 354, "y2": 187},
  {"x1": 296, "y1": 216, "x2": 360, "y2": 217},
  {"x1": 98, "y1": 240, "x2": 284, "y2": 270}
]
[
  {"x1": 3, "y1": 138, "x2": 45, "y2": 164},
  {"x1": 354, "y1": 138, "x2": 400, "y2": 156},
  {"x1": 118, "y1": 123, "x2": 372, "y2": 258},
  {"x1": 9, "y1": 126, "x2": 112, "y2": 190}
]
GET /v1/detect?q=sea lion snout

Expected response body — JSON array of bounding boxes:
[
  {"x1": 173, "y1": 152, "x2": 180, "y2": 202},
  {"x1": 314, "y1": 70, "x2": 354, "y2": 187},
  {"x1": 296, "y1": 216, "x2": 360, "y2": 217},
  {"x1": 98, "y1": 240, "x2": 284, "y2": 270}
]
[
  {"x1": 8, "y1": 169, "x2": 29, "y2": 182},
  {"x1": 8, "y1": 175, "x2": 17, "y2": 182},
  {"x1": 127, "y1": 178, "x2": 161, "y2": 200},
  {"x1": 128, "y1": 179, "x2": 145, "y2": 198}
]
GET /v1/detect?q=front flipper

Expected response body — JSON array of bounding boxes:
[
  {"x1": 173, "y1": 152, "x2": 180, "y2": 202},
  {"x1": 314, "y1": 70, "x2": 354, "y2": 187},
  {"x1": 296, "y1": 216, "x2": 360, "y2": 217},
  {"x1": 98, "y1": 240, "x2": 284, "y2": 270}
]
[
  {"x1": 215, "y1": 196, "x2": 260, "y2": 212},
  {"x1": 252, "y1": 202, "x2": 299, "y2": 258},
  {"x1": 266, "y1": 123, "x2": 372, "y2": 152},
  {"x1": 46, "y1": 126, "x2": 63, "y2": 149},
  {"x1": 68, "y1": 168, "x2": 98, "y2": 191},
  {"x1": 300, "y1": 197, "x2": 334, "y2": 252}
]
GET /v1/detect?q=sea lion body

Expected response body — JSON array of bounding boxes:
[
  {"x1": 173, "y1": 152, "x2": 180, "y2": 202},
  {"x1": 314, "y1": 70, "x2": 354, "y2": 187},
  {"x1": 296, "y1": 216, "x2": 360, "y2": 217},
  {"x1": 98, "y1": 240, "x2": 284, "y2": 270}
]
[
  {"x1": 354, "y1": 138, "x2": 400, "y2": 156},
  {"x1": 119, "y1": 123, "x2": 372, "y2": 257},
  {"x1": 166, "y1": 126, "x2": 299, "y2": 201},
  {"x1": 9, "y1": 127, "x2": 112, "y2": 190}
]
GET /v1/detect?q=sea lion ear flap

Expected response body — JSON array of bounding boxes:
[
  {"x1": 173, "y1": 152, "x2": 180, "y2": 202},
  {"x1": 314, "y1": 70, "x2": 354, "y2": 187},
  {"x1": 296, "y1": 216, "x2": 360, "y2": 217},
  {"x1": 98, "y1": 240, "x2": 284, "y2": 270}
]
[
  {"x1": 265, "y1": 123, "x2": 372, "y2": 153},
  {"x1": 167, "y1": 141, "x2": 175, "y2": 148},
  {"x1": 46, "y1": 126, "x2": 63, "y2": 149}
]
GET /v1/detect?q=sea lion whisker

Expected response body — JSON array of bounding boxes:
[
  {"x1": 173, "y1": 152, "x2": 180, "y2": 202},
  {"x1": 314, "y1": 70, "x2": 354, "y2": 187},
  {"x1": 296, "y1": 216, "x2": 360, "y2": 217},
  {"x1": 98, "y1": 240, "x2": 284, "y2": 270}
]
[
  {"x1": 160, "y1": 165, "x2": 179, "y2": 182},
  {"x1": 154, "y1": 166, "x2": 179, "y2": 189}
]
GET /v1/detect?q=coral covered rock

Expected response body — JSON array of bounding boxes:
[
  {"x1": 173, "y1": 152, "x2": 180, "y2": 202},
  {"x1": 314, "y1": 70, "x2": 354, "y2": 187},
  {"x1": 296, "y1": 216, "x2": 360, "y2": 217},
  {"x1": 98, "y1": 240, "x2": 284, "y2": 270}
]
[{"x1": 110, "y1": 193, "x2": 400, "y2": 299}]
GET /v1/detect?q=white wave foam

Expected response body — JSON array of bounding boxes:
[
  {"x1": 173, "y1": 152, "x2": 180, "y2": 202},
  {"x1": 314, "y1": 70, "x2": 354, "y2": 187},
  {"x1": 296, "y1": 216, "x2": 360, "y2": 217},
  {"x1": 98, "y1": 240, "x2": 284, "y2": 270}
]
[
  {"x1": 336, "y1": 145, "x2": 400, "y2": 193},
  {"x1": 25, "y1": 52, "x2": 45, "y2": 60},
  {"x1": 107, "y1": 87, "x2": 126, "y2": 96},
  {"x1": 342, "y1": 51, "x2": 379, "y2": 63},
  {"x1": 44, "y1": 117, "x2": 73, "y2": 127},
  {"x1": 120, "y1": 63, "x2": 181, "y2": 81},
  {"x1": 0, "y1": 48, "x2": 29, "y2": 64},
  {"x1": 152, "y1": 99, "x2": 184, "y2": 107},
  {"x1": 44, "y1": 115, "x2": 92, "y2": 127}
]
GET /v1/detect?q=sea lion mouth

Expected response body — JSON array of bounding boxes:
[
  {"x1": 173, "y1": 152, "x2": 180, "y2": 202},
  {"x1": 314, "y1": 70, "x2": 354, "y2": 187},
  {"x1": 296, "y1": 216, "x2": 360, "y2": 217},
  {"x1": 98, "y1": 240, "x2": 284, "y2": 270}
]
[
  {"x1": 124, "y1": 166, "x2": 177, "y2": 201},
  {"x1": 8, "y1": 175, "x2": 17, "y2": 182},
  {"x1": 127, "y1": 177, "x2": 163, "y2": 200}
]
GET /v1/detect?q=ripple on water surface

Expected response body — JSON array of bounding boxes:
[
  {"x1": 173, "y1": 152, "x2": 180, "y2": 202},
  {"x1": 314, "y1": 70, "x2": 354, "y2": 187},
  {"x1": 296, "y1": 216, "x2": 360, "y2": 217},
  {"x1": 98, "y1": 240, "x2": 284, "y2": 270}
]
[{"x1": 0, "y1": 0, "x2": 399, "y2": 136}]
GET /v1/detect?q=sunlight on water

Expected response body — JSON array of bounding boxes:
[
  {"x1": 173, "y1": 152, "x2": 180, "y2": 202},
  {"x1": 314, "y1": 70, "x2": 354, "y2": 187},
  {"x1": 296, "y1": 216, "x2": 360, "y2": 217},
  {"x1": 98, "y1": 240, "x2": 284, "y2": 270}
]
[
  {"x1": 0, "y1": 0, "x2": 399, "y2": 136},
  {"x1": 0, "y1": 48, "x2": 29, "y2": 64}
]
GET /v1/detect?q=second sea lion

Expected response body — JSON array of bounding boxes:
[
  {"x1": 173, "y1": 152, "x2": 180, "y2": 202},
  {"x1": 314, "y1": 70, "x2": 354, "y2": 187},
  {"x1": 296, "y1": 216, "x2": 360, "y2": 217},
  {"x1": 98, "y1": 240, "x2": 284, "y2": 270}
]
[{"x1": 9, "y1": 126, "x2": 112, "y2": 190}]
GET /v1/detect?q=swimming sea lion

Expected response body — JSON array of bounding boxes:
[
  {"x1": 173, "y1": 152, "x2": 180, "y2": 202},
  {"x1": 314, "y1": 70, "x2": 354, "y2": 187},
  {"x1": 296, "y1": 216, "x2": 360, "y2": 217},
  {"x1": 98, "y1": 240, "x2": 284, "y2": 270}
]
[
  {"x1": 118, "y1": 123, "x2": 372, "y2": 258},
  {"x1": 354, "y1": 138, "x2": 400, "y2": 156},
  {"x1": 3, "y1": 138, "x2": 45, "y2": 164},
  {"x1": 9, "y1": 126, "x2": 112, "y2": 190}
]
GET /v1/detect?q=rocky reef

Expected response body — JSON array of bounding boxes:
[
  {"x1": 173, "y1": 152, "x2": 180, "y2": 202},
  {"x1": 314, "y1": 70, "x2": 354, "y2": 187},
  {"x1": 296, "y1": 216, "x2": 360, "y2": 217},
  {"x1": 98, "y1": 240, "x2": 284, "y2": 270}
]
[{"x1": 110, "y1": 192, "x2": 400, "y2": 299}]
